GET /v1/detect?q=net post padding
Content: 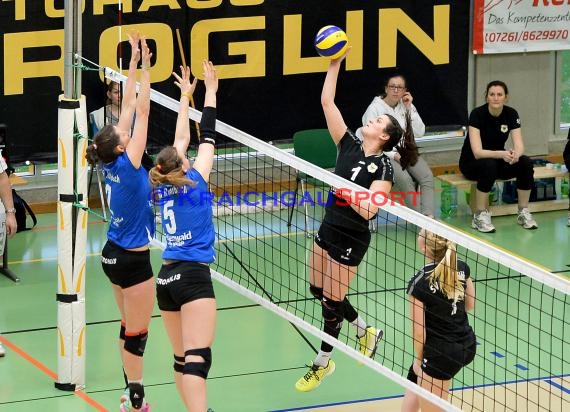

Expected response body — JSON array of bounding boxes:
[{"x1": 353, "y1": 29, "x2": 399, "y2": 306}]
[{"x1": 55, "y1": 96, "x2": 87, "y2": 390}]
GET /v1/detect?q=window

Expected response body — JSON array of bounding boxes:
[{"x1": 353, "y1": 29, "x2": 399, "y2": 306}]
[{"x1": 558, "y1": 50, "x2": 570, "y2": 130}]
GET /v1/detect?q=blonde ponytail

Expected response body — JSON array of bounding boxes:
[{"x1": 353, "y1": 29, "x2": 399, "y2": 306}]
[{"x1": 425, "y1": 232, "x2": 464, "y2": 302}]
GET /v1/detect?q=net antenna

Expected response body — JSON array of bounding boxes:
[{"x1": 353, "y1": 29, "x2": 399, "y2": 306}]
[
  {"x1": 96, "y1": 66, "x2": 570, "y2": 411},
  {"x1": 175, "y1": 28, "x2": 201, "y2": 142}
]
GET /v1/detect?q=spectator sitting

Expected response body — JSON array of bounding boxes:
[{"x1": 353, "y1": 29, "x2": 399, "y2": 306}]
[
  {"x1": 362, "y1": 73, "x2": 434, "y2": 217},
  {"x1": 459, "y1": 80, "x2": 537, "y2": 233}
]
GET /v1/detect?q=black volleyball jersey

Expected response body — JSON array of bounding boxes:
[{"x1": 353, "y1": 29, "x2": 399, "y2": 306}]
[
  {"x1": 407, "y1": 259, "x2": 473, "y2": 344},
  {"x1": 323, "y1": 129, "x2": 393, "y2": 231}
]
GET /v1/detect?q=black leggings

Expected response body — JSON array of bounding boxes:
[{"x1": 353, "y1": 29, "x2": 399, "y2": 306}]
[
  {"x1": 459, "y1": 155, "x2": 534, "y2": 193},
  {"x1": 562, "y1": 138, "x2": 570, "y2": 170}
]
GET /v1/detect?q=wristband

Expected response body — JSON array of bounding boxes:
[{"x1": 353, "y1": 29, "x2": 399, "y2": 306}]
[
  {"x1": 5, "y1": 208, "x2": 16, "y2": 213},
  {"x1": 200, "y1": 137, "x2": 216, "y2": 147},
  {"x1": 181, "y1": 92, "x2": 192, "y2": 100}
]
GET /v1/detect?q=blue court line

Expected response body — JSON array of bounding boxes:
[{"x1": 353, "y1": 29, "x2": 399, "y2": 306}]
[
  {"x1": 270, "y1": 372, "x2": 570, "y2": 412},
  {"x1": 515, "y1": 363, "x2": 529, "y2": 371},
  {"x1": 270, "y1": 394, "x2": 404, "y2": 412},
  {"x1": 544, "y1": 379, "x2": 570, "y2": 395},
  {"x1": 490, "y1": 351, "x2": 505, "y2": 358}
]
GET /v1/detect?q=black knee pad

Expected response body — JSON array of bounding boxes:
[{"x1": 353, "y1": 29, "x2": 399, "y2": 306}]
[
  {"x1": 183, "y1": 347, "x2": 212, "y2": 379},
  {"x1": 322, "y1": 298, "x2": 344, "y2": 323},
  {"x1": 173, "y1": 354, "x2": 185, "y2": 373},
  {"x1": 309, "y1": 285, "x2": 323, "y2": 301},
  {"x1": 322, "y1": 298, "x2": 344, "y2": 333},
  {"x1": 119, "y1": 323, "x2": 126, "y2": 340},
  {"x1": 128, "y1": 382, "x2": 145, "y2": 409},
  {"x1": 124, "y1": 330, "x2": 148, "y2": 357}
]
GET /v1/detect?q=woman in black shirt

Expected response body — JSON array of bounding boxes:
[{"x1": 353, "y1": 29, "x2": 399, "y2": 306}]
[
  {"x1": 401, "y1": 230, "x2": 476, "y2": 411},
  {"x1": 459, "y1": 80, "x2": 536, "y2": 233}
]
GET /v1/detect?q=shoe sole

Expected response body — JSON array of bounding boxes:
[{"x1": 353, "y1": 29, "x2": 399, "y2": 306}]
[
  {"x1": 471, "y1": 223, "x2": 496, "y2": 233},
  {"x1": 120, "y1": 404, "x2": 150, "y2": 412},
  {"x1": 518, "y1": 221, "x2": 538, "y2": 230},
  {"x1": 358, "y1": 329, "x2": 384, "y2": 365},
  {"x1": 370, "y1": 329, "x2": 384, "y2": 359}
]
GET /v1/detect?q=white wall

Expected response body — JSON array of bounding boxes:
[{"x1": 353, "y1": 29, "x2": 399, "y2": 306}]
[{"x1": 472, "y1": 52, "x2": 558, "y2": 156}]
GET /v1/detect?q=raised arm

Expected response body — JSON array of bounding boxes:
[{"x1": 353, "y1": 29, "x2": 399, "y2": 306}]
[
  {"x1": 117, "y1": 33, "x2": 141, "y2": 132},
  {"x1": 321, "y1": 51, "x2": 349, "y2": 145},
  {"x1": 125, "y1": 36, "x2": 151, "y2": 168},
  {"x1": 172, "y1": 66, "x2": 198, "y2": 160},
  {"x1": 192, "y1": 60, "x2": 218, "y2": 181}
]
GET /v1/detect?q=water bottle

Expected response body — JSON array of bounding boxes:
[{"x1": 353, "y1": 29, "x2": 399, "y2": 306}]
[
  {"x1": 489, "y1": 183, "x2": 500, "y2": 205},
  {"x1": 440, "y1": 181, "x2": 458, "y2": 218},
  {"x1": 560, "y1": 177, "x2": 568, "y2": 199}
]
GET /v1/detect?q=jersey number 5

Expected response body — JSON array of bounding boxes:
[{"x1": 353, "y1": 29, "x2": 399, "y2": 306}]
[{"x1": 163, "y1": 200, "x2": 177, "y2": 234}]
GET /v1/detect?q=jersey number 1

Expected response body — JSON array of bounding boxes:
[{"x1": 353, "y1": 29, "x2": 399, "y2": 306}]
[{"x1": 350, "y1": 166, "x2": 362, "y2": 181}]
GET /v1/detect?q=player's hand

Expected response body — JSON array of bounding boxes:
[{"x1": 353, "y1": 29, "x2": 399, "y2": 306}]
[
  {"x1": 173, "y1": 66, "x2": 198, "y2": 98},
  {"x1": 140, "y1": 36, "x2": 152, "y2": 70},
  {"x1": 203, "y1": 60, "x2": 218, "y2": 94},
  {"x1": 128, "y1": 32, "x2": 141, "y2": 66},
  {"x1": 331, "y1": 46, "x2": 351, "y2": 65}
]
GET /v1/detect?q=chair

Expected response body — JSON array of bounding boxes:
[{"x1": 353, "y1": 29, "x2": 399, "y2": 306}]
[{"x1": 286, "y1": 129, "x2": 337, "y2": 236}]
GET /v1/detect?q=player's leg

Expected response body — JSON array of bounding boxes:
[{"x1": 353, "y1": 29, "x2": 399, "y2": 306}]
[
  {"x1": 160, "y1": 310, "x2": 188, "y2": 408},
  {"x1": 180, "y1": 297, "x2": 216, "y2": 412},
  {"x1": 121, "y1": 276, "x2": 155, "y2": 411}
]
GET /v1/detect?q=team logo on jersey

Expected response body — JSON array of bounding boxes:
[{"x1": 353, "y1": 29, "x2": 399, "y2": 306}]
[
  {"x1": 367, "y1": 163, "x2": 378, "y2": 173},
  {"x1": 500, "y1": 124, "x2": 508, "y2": 133}
]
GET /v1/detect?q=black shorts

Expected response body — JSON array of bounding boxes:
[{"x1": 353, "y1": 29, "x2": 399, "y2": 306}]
[
  {"x1": 407, "y1": 364, "x2": 418, "y2": 384},
  {"x1": 156, "y1": 261, "x2": 215, "y2": 311},
  {"x1": 101, "y1": 241, "x2": 153, "y2": 289},
  {"x1": 315, "y1": 222, "x2": 371, "y2": 266},
  {"x1": 421, "y1": 333, "x2": 477, "y2": 380}
]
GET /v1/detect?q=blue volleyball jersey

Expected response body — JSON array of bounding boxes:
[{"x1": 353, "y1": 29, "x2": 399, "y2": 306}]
[
  {"x1": 104, "y1": 152, "x2": 155, "y2": 249},
  {"x1": 161, "y1": 168, "x2": 215, "y2": 263}
]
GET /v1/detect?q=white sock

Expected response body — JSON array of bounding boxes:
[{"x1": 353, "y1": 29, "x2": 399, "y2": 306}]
[
  {"x1": 314, "y1": 351, "x2": 331, "y2": 368},
  {"x1": 351, "y1": 316, "x2": 367, "y2": 338}
]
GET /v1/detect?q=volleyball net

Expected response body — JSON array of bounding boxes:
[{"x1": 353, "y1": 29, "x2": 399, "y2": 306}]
[{"x1": 103, "y1": 67, "x2": 569, "y2": 411}]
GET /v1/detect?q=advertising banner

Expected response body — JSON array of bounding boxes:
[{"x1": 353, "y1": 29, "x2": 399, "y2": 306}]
[
  {"x1": 1, "y1": 1, "x2": 470, "y2": 162},
  {"x1": 473, "y1": 0, "x2": 570, "y2": 54}
]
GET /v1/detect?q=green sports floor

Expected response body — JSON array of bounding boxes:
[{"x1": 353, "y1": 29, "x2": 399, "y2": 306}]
[{"x1": 0, "y1": 207, "x2": 569, "y2": 412}]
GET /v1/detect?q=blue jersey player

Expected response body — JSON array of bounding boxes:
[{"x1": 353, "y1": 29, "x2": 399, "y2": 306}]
[
  {"x1": 148, "y1": 60, "x2": 218, "y2": 412},
  {"x1": 86, "y1": 33, "x2": 154, "y2": 411}
]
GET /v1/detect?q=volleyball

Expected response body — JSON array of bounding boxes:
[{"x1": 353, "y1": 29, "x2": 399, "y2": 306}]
[{"x1": 314, "y1": 25, "x2": 348, "y2": 59}]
